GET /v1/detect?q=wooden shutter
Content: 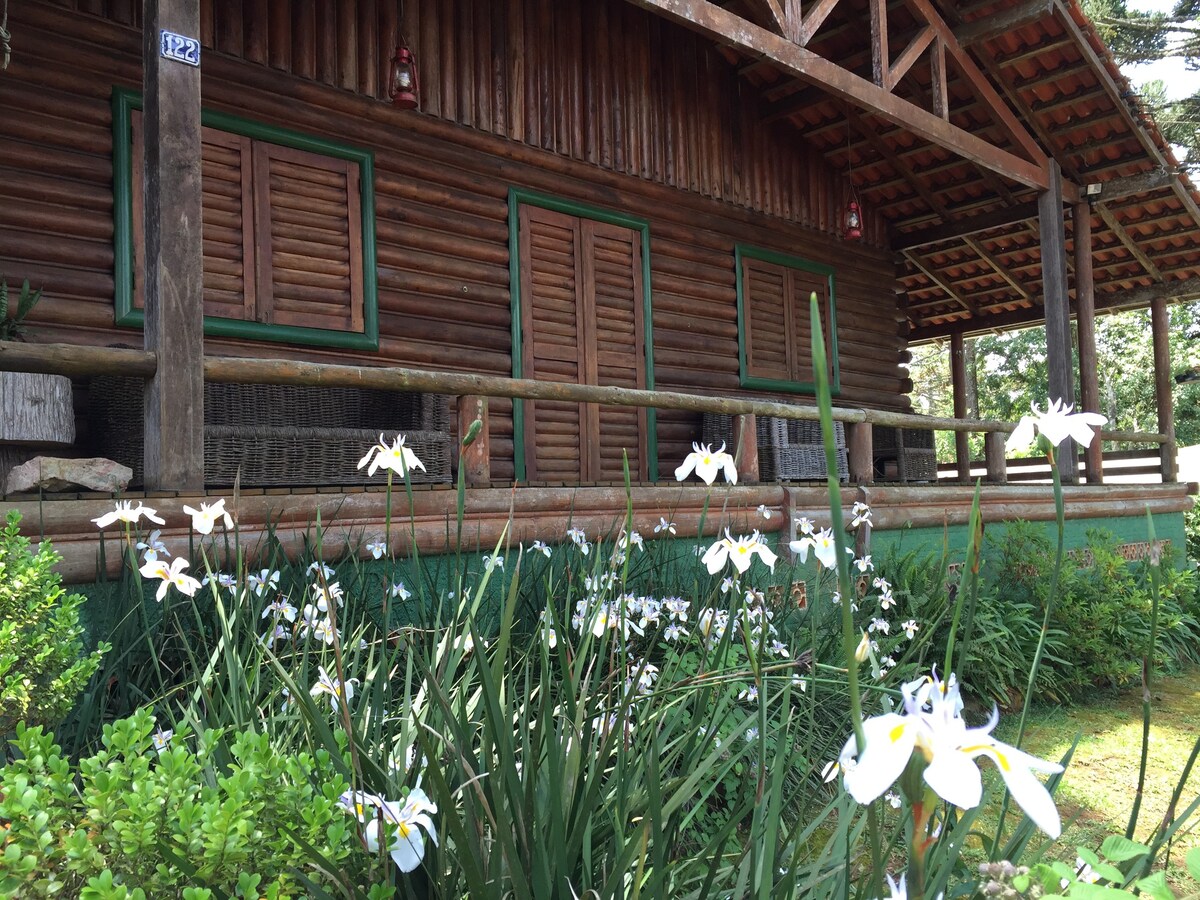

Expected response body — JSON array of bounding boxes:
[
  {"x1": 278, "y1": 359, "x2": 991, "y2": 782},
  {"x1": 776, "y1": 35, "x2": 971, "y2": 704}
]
[
  {"x1": 743, "y1": 257, "x2": 793, "y2": 382},
  {"x1": 132, "y1": 114, "x2": 256, "y2": 320},
  {"x1": 520, "y1": 205, "x2": 586, "y2": 481},
  {"x1": 586, "y1": 220, "x2": 647, "y2": 481},
  {"x1": 520, "y1": 207, "x2": 648, "y2": 482},
  {"x1": 253, "y1": 143, "x2": 364, "y2": 332},
  {"x1": 790, "y1": 269, "x2": 833, "y2": 382}
]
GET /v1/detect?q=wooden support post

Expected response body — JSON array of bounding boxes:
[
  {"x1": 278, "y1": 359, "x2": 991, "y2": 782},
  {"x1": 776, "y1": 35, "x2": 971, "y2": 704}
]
[
  {"x1": 456, "y1": 395, "x2": 490, "y2": 486},
  {"x1": 142, "y1": 0, "x2": 205, "y2": 491},
  {"x1": 950, "y1": 333, "x2": 971, "y2": 483},
  {"x1": 1073, "y1": 200, "x2": 1104, "y2": 484},
  {"x1": 984, "y1": 431, "x2": 1007, "y2": 484},
  {"x1": 1151, "y1": 296, "x2": 1178, "y2": 482},
  {"x1": 733, "y1": 413, "x2": 760, "y2": 483},
  {"x1": 848, "y1": 421, "x2": 873, "y2": 485},
  {"x1": 1039, "y1": 160, "x2": 1079, "y2": 483}
]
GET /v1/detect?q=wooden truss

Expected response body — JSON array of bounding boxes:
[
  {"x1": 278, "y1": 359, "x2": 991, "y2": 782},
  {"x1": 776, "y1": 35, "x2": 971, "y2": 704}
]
[{"x1": 624, "y1": 0, "x2": 1053, "y2": 190}]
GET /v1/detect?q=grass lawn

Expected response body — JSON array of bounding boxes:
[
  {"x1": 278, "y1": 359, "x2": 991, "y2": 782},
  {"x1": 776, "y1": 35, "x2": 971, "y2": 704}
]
[{"x1": 973, "y1": 665, "x2": 1200, "y2": 889}]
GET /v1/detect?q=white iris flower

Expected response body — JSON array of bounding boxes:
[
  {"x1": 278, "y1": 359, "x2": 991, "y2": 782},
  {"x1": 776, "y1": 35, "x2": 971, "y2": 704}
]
[
  {"x1": 674, "y1": 442, "x2": 738, "y2": 485},
  {"x1": 1007, "y1": 398, "x2": 1107, "y2": 452},
  {"x1": 839, "y1": 672, "x2": 1063, "y2": 838}
]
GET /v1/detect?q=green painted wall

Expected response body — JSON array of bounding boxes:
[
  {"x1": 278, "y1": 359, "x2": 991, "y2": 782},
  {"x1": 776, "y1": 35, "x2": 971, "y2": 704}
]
[{"x1": 868, "y1": 511, "x2": 1187, "y2": 569}]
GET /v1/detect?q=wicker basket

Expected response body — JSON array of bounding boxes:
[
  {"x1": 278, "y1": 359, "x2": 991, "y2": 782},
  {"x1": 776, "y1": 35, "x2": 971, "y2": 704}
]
[
  {"x1": 90, "y1": 376, "x2": 451, "y2": 486},
  {"x1": 702, "y1": 413, "x2": 848, "y2": 482}
]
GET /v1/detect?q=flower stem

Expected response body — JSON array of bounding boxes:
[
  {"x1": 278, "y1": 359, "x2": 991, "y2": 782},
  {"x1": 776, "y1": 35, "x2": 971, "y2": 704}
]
[{"x1": 992, "y1": 438, "x2": 1063, "y2": 853}]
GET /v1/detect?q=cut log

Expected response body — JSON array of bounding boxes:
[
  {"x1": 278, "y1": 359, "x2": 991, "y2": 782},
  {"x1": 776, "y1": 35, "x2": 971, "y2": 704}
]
[{"x1": 0, "y1": 372, "x2": 75, "y2": 445}]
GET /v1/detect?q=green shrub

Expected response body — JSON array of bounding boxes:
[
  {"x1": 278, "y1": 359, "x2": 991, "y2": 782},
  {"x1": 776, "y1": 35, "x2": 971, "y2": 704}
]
[
  {"x1": 983, "y1": 522, "x2": 1200, "y2": 698},
  {"x1": 0, "y1": 510, "x2": 107, "y2": 734},
  {"x1": 0, "y1": 708, "x2": 392, "y2": 898}
]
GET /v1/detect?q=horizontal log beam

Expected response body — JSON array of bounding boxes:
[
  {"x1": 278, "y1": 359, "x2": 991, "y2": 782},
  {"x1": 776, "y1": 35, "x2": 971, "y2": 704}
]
[
  {"x1": 14, "y1": 479, "x2": 1188, "y2": 583},
  {"x1": 623, "y1": 0, "x2": 1051, "y2": 189},
  {"x1": 893, "y1": 200, "x2": 1041, "y2": 249},
  {"x1": 0, "y1": 342, "x2": 1171, "y2": 444}
]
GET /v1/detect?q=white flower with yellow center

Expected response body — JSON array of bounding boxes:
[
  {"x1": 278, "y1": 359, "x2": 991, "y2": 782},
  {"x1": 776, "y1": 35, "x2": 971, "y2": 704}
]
[
  {"x1": 139, "y1": 556, "x2": 202, "y2": 602},
  {"x1": 357, "y1": 433, "x2": 427, "y2": 478},
  {"x1": 701, "y1": 530, "x2": 777, "y2": 575},
  {"x1": 674, "y1": 441, "x2": 738, "y2": 485},
  {"x1": 839, "y1": 672, "x2": 1063, "y2": 838},
  {"x1": 790, "y1": 527, "x2": 843, "y2": 569},
  {"x1": 339, "y1": 788, "x2": 438, "y2": 873},
  {"x1": 182, "y1": 498, "x2": 234, "y2": 535},
  {"x1": 310, "y1": 665, "x2": 357, "y2": 711},
  {"x1": 93, "y1": 500, "x2": 165, "y2": 530}
]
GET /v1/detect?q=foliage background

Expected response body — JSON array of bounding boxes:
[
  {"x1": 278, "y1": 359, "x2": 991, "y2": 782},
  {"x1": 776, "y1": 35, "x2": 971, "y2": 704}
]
[{"x1": 907, "y1": 301, "x2": 1200, "y2": 461}]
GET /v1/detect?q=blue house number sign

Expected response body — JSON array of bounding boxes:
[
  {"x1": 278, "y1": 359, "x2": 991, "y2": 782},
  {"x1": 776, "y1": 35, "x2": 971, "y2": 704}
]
[{"x1": 160, "y1": 30, "x2": 200, "y2": 67}]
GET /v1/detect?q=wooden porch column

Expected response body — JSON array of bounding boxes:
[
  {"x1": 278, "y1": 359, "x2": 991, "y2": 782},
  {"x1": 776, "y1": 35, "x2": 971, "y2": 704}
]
[
  {"x1": 142, "y1": 0, "x2": 205, "y2": 490},
  {"x1": 1073, "y1": 200, "x2": 1104, "y2": 484},
  {"x1": 1039, "y1": 161, "x2": 1079, "y2": 483},
  {"x1": 848, "y1": 421, "x2": 874, "y2": 485},
  {"x1": 950, "y1": 333, "x2": 971, "y2": 483},
  {"x1": 1151, "y1": 296, "x2": 1178, "y2": 482},
  {"x1": 733, "y1": 414, "x2": 760, "y2": 483},
  {"x1": 984, "y1": 431, "x2": 1007, "y2": 484},
  {"x1": 457, "y1": 395, "x2": 491, "y2": 486}
]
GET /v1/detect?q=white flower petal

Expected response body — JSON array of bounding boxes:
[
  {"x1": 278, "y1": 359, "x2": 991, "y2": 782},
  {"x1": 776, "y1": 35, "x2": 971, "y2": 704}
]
[{"x1": 841, "y1": 714, "x2": 915, "y2": 804}]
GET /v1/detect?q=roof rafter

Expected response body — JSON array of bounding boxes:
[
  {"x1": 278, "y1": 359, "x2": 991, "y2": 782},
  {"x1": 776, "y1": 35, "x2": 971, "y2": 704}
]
[
  {"x1": 622, "y1": 0, "x2": 1053, "y2": 189},
  {"x1": 954, "y1": 0, "x2": 1054, "y2": 46}
]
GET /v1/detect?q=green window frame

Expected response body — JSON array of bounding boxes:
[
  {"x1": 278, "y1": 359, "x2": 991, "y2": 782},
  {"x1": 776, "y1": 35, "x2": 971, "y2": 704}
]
[
  {"x1": 111, "y1": 87, "x2": 379, "y2": 351},
  {"x1": 735, "y1": 244, "x2": 839, "y2": 395},
  {"x1": 508, "y1": 188, "x2": 658, "y2": 481}
]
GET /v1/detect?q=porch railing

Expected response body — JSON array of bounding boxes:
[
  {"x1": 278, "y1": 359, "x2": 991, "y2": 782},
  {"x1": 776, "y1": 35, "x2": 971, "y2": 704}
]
[
  {"x1": 0, "y1": 341, "x2": 1174, "y2": 489},
  {"x1": 937, "y1": 447, "x2": 1173, "y2": 484}
]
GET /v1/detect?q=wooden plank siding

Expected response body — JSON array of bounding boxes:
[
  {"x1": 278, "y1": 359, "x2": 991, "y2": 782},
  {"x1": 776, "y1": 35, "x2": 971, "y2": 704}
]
[{"x1": 2, "y1": 0, "x2": 908, "y2": 483}]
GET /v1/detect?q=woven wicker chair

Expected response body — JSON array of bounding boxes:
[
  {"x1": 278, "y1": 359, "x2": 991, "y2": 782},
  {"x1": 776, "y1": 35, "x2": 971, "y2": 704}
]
[
  {"x1": 90, "y1": 376, "x2": 452, "y2": 487},
  {"x1": 701, "y1": 413, "x2": 848, "y2": 482},
  {"x1": 871, "y1": 424, "x2": 938, "y2": 483}
]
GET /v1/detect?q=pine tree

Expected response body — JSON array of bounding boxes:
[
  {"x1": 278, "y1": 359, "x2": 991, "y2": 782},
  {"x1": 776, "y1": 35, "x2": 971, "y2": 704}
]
[{"x1": 1082, "y1": 0, "x2": 1200, "y2": 172}]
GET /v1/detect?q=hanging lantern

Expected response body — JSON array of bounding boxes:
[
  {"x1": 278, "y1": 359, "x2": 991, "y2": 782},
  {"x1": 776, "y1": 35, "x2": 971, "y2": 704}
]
[
  {"x1": 843, "y1": 199, "x2": 863, "y2": 242},
  {"x1": 388, "y1": 46, "x2": 419, "y2": 109}
]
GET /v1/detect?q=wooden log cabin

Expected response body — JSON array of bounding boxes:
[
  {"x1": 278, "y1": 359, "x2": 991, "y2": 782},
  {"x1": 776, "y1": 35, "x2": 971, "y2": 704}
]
[{"x1": 1, "y1": 0, "x2": 1197, "y2": 579}]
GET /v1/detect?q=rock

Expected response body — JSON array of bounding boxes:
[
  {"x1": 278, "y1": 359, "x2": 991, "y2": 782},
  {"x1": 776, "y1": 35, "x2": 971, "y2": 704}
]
[{"x1": 6, "y1": 457, "x2": 133, "y2": 494}]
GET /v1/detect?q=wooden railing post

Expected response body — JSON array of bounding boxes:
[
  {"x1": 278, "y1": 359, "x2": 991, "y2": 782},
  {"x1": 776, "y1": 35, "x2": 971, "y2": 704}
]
[
  {"x1": 984, "y1": 431, "x2": 1007, "y2": 484},
  {"x1": 950, "y1": 334, "x2": 972, "y2": 483},
  {"x1": 142, "y1": 0, "x2": 205, "y2": 491},
  {"x1": 733, "y1": 413, "x2": 760, "y2": 483},
  {"x1": 457, "y1": 395, "x2": 490, "y2": 486},
  {"x1": 1073, "y1": 199, "x2": 1104, "y2": 484},
  {"x1": 848, "y1": 421, "x2": 874, "y2": 485},
  {"x1": 1152, "y1": 297, "x2": 1178, "y2": 483}
]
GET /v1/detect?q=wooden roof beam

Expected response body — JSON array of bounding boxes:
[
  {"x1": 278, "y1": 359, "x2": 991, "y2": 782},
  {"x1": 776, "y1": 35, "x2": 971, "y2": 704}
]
[
  {"x1": 955, "y1": 0, "x2": 1054, "y2": 46},
  {"x1": 903, "y1": 0, "x2": 1047, "y2": 163},
  {"x1": 623, "y1": 0, "x2": 1052, "y2": 189},
  {"x1": 894, "y1": 200, "x2": 1041, "y2": 249},
  {"x1": 909, "y1": 275, "x2": 1200, "y2": 340},
  {"x1": 964, "y1": 236, "x2": 1036, "y2": 301},
  {"x1": 905, "y1": 250, "x2": 979, "y2": 312},
  {"x1": 1094, "y1": 203, "x2": 1165, "y2": 281},
  {"x1": 1084, "y1": 167, "x2": 1177, "y2": 201}
]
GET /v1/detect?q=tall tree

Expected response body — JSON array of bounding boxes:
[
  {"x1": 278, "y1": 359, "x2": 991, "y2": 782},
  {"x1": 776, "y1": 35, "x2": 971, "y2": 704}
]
[{"x1": 1082, "y1": 0, "x2": 1200, "y2": 172}]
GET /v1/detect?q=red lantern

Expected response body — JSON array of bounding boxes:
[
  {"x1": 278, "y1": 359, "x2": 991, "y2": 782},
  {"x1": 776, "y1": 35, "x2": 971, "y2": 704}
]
[
  {"x1": 844, "y1": 199, "x2": 863, "y2": 241},
  {"x1": 388, "y1": 46, "x2": 419, "y2": 109}
]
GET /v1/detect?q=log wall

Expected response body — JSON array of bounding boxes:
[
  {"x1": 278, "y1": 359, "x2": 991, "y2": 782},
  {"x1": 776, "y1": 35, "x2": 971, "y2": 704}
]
[{"x1": 1, "y1": 1, "x2": 909, "y2": 482}]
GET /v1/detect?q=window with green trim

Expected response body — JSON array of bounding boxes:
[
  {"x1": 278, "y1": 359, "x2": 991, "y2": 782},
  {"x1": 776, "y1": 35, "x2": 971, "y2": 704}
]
[
  {"x1": 736, "y1": 245, "x2": 838, "y2": 394},
  {"x1": 112, "y1": 89, "x2": 378, "y2": 351}
]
